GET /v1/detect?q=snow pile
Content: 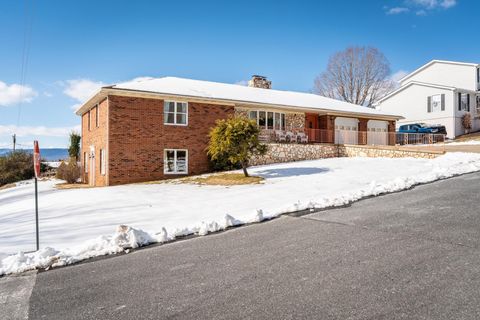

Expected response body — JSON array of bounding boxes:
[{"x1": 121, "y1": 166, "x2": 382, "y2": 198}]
[
  {"x1": 1, "y1": 153, "x2": 480, "y2": 276},
  {"x1": 0, "y1": 225, "x2": 158, "y2": 275}
]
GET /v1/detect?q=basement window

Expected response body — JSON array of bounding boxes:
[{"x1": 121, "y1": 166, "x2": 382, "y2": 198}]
[
  {"x1": 164, "y1": 101, "x2": 188, "y2": 125},
  {"x1": 164, "y1": 149, "x2": 188, "y2": 174}
]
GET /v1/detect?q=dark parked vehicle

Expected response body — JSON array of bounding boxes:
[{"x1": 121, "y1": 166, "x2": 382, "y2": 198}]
[
  {"x1": 398, "y1": 123, "x2": 447, "y2": 135},
  {"x1": 396, "y1": 123, "x2": 446, "y2": 145}
]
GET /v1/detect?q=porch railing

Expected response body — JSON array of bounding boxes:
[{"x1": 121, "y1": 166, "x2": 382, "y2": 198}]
[{"x1": 259, "y1": 128, "x2": 446, "y2": 147}]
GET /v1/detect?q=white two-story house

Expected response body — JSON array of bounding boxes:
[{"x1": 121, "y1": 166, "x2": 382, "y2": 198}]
[{"x1": 376, "y1": 60, "x2": 480, "y2": 139}]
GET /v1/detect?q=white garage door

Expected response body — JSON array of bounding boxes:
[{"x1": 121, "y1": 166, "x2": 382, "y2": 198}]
[
  {"x1": 335, "y1": 117, "x2": 358, "y2": 144},
  {"x1": 367, "y1": 120, "x2": 388, "y2": 145}
]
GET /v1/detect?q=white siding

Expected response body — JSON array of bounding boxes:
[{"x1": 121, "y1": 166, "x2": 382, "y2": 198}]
[
  {"x1": 377, "y1": 83, "x2": 456, "y2": 138},
  {"x1": 400, "y1": 62, "x2": 477, "y2": 91},
  {"x1": 453, "y1": 92, "x2": 480, "y2": 136}
]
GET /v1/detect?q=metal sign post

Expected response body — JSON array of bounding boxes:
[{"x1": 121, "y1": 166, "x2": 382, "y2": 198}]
[{"x1": 33, "y1": 140, "x2": 40, "y2": 251}]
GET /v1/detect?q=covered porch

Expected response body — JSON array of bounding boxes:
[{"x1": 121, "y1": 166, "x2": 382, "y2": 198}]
[{"x1": 258, "y1": 112, "x2": 397, "y2": 146}]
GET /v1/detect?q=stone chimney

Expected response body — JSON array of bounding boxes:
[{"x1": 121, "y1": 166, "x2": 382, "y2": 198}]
[{"x1": 248, "y1": 75, "x2": 271, "y2": 89}]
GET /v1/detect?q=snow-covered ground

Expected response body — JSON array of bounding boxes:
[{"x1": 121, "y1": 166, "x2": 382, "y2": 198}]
[{"x1": 2, "y1": 153, "x2": 480, "y2": 275}]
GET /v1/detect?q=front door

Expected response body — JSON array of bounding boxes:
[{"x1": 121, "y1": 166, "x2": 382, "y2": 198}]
[{"x1": 89, "y1": 145, "x2": 95, "y2": 186}]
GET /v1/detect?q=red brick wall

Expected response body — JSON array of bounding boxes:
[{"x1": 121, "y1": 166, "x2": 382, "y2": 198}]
[
  {"x1": 358, "y1": 119, "x2": 368, "y2": 145},
  {"x1": 81, "y1": 98, "x2": 108, "y2": 186},
  {"x1": 107, "y1": 95, "x2": 234, "y2": 185}
]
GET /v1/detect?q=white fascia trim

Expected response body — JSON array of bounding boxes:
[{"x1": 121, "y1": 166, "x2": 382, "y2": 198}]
[
  {"x1": 376, "y1": 81, "x2": 456, "y2": 104},
  {"x1": 398, "y1": 60, "x2": 479, "y2": 84}
]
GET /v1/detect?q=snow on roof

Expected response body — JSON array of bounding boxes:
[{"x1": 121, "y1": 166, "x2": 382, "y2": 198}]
[{"x1": 109, "y1": 77, "x2": 401, "y2": 118}]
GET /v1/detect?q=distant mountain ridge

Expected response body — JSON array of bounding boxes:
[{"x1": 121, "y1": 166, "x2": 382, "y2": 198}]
[{"x1": 0, "y1": 148, "x2": 69, "y2": 161}]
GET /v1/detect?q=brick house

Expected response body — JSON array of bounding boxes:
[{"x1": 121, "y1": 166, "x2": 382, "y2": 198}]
[{"x1": 76, "y1": 76, "x2": 401, "y2": 186}]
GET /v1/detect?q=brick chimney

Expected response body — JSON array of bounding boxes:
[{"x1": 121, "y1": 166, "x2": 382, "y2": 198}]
[{"x1": 248, "y1": 75, "x2": 271, "y2": 89}]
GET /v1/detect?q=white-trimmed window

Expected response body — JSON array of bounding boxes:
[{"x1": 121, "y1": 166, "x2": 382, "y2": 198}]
[
  {"x1": 95, "y1": 105, "x2": 99, "y2": 128},
  {"x1": 458, "y1": 93, "x2": 470, "y2": 111},
  {"x1": 164, "y1": 101, "x2": 188, "y2": 125},
  {"x1": 99, "y1": 149, "x2": 106, "y2": 175},
  {"x1": 248, "y1": 110, "x2": 285, "y2": 130},
  {"x1": 84, "y1": 152, "x2": 88, "y2": 173},
  {"x1": 87, "y1": 111, "x2": 91, "y2": 131},
  {"x1": 164, "y1": 149, "x2": 188, "y2": 174}
]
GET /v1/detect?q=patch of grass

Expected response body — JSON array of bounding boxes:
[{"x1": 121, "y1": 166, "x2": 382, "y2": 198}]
[
  {"x1": 453, "y1": 131, "x2": 480, "y2": 142},
  {"x1": 186, "y1": 173, "x2": 264, "y2": 186},
  {"x1": 143, "y1": 173, "x2": 264, "y2": 186},
  {"x1": 55, "y1": 183, "x2": 92, "y2": 190}
]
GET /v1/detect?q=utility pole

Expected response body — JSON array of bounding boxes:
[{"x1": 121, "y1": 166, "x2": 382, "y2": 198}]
[{"x1": 12, "y1": 134, "x2": 16, "y2": 152}]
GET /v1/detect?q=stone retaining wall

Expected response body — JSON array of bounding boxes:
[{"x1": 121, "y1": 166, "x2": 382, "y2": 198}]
[
  {"x1": 339, "y1": 145, "x2": 442, "y2": 159},
  {"x1": 251, "y1": 143, "x2": 443, "y2": 166},
  {"x1": 250, "y1": 143, "x2": 338, "y2": 166}
]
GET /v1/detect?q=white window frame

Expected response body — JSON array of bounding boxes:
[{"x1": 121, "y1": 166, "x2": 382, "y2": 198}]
[
  {"x1": 460, "y1": 93, "x2": 469, "y2": 111},
  {"x1": 84, "y1": 152, "x2": 88, "y2": 173},
  {"x1": 164, "y1": 149, "x2": 188, "y2": 174},
  {"x1": 95, "y1": 104, "x2": 99, "y2": 128},
  {"x1": 248, "y1": 110, "x2": 286, "y2": 130},
  {"x1": 164, "y1": 101, "x2": 188, "y2": 126},
  {"x1": 100, "y1": 149, "x2": 106, "y2": 176},
  {"x1": 431, "y1": 94, "x2": 441, "y2": 113}
]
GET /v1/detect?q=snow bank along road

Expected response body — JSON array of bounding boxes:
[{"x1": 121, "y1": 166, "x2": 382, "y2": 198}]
[
  {"x1": 13, "y1": 171, "x2": 480, "y2": 320},
  {"x1": 1, "y1": 153, "x2": 480, "y2": 275}
]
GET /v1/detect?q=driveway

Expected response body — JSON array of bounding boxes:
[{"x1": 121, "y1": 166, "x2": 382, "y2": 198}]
[{"x1": 3, "y1": 172, "x2": 480, "y2": 319}]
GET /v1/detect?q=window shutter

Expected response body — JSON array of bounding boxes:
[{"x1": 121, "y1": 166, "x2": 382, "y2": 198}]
[
  {"x1": 427, "y1": 96, "x2": 431, "y2": 113},
  {"x1": 441, "y1": 94, "x2": 445, "y2": 111},
  {"x1": 467, "y1": 94, "x2": 471, "y2": 112},
  {"x1": 458, "y1": 93, "x2": 462, "y2": 111}
]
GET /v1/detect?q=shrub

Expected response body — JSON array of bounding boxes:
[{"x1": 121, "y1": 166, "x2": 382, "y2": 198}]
[
  {"x1": 462, "y1": 113, "x2": 472, "y2": 131},
  {"x1": 68, "y1": 132, "x2": 81, "y2": 161},
  {"x1": 207, "y1": 117, "x2": 267, "y2": 177},
  {"x1": 0, "y1": 151, "x2": 35, "y2": 186},
  {"x1": 56, "y1": 158, "x2": 80, "y2": 184}
]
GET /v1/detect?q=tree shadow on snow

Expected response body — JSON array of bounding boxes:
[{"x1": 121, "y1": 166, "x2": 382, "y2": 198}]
[{"x1": 254, "y1": 167, "x2": 330, "y2": 179}]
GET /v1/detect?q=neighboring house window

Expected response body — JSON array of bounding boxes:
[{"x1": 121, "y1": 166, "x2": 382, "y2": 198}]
[
  {"x1": 476, "y1": 96, "x2": 480, "y2": 113},
  {"x1": 95, "y1": 105, "x2": 99, "y2": 128},
  {"x1": 87, "y1": 111, "x2": 91, "y2": 131},
  {"x1": 164, "y1": 149, "x2": 188, "y2": 174},
  {"x1": 164, "y1": 101, "x2": 188, "y2": 125},
  {"x1": 477, "y1": 68, "x2": 479, "y2": 83},
  {"x1": 99, "y1": 149, "x2": 106, "y2": 175},
  {"x1": 458, "y1": 93, "x2": 470, "y2": 111},
  {"x1": 84, "y1": 152, "x2": 88, "y2": 173},
  {"x1": 248, "y1": 110, "x2": 286, "y2": 130},
  {"x1": 428, "y1": 94, "x2": 444, "y2": 113}
]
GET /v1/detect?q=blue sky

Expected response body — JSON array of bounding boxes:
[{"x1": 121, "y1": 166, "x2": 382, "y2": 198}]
[{"x1": 0, "y1": 0, "x2": 477, "y2": 148}]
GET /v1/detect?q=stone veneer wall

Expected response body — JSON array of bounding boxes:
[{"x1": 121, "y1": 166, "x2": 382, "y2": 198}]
[
  {"x1": 285, "y1": 113, "x2": 305, "y2": 129},
  {"x1": 250, "y1": 143, "x2": 339, "y2": 166},
  {"x1": 339, "y1": 145, "x2": 442, "y2": 159},
  {"x1": 234, "y1": 108, "x2": 249, "y2": 118},
  {"x1": 250, "y1": 143, "x2": 443, "y2": 166}
]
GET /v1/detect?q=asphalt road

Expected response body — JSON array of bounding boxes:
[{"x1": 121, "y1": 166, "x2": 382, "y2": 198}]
[{"x1": 4, "y1": 172, "x2": 480, "y2": 319}]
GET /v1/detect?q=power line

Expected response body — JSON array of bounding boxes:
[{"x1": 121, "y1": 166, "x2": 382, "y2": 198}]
[{"x1": 16, "y1": 0, "x2": 35, "y2": 127}]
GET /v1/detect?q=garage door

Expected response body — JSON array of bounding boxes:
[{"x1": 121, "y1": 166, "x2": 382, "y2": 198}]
[
  {"x1": 335, "y1": 117, "x2": 358, "y2": 144},
  {"x1": 367, "y1": 120, "x2": 388, "y2": 145}
]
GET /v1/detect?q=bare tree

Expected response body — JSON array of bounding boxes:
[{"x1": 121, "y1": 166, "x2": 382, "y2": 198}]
[{"x1": 314, "y1": 46, "x2": 395, "y2": 107}]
